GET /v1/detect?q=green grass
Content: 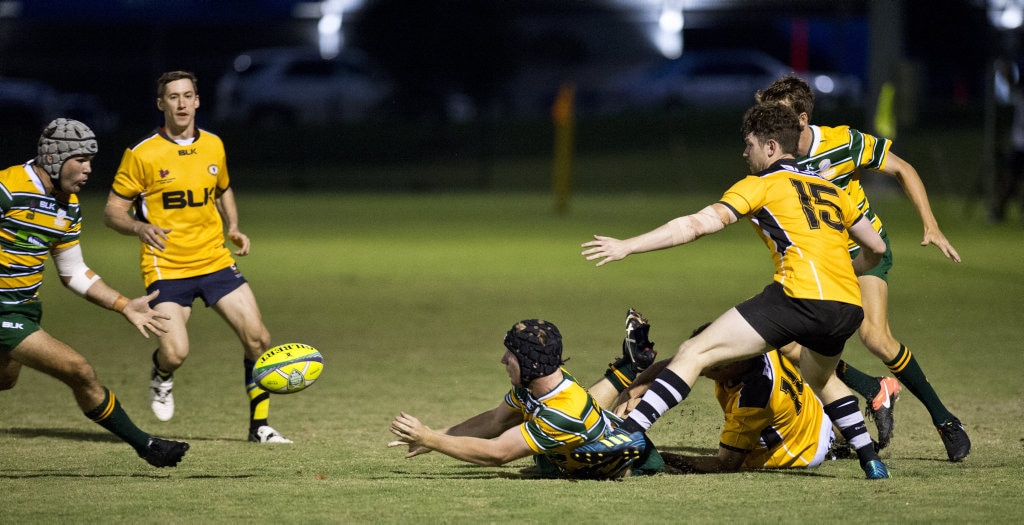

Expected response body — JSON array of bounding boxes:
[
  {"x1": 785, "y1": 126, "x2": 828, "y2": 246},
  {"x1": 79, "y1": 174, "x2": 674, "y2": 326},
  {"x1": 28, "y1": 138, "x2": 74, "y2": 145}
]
[{"x1": 1, "y1": 191, "x2": 1022, "y2": 523}]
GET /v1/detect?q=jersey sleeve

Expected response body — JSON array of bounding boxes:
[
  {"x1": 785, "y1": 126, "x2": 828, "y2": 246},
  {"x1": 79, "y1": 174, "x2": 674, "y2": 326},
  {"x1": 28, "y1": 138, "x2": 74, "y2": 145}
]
[
  {"x1": 849, "y1": 127, "x2": 893, "y2": 171},
  {"x1": 718, "y1": 175, "x2": 767, "y2": 218},
  {"x1": 110, "y1": 147, "x2": 146, "y2": 199}
]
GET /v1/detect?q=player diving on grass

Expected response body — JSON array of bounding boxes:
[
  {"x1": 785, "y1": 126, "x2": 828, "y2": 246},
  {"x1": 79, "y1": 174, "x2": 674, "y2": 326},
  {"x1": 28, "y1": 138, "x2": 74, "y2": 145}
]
[
  {"x1": 574, "y1": 103, "x2": 892, "y2": 479},
  {"x1": 388, "y1": 318, "x2": 665, "y2": 480}
]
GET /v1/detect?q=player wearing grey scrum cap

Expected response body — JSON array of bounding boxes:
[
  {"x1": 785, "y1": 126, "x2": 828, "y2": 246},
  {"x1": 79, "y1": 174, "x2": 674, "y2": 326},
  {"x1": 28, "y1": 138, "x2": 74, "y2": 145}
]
[
  {"x1": 0, "y1": 118, "x2": 189, "y2": 468},
  {"x1": 36, "y1": 117, "x2": 100, "y2": 179}
]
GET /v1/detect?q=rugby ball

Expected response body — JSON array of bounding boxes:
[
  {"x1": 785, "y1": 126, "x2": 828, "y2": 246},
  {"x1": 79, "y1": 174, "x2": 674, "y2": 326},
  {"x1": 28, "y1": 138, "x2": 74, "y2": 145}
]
[{"x1": 252, "y1": 343, "x2": 324, "y2": 394}]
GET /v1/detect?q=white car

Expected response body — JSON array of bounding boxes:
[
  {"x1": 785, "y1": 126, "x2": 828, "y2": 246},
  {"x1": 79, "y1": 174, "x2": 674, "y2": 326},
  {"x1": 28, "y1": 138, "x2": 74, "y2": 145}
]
[
  {"x1": 603, "y1": 49, "x2": 863, "y2": 113},
  {"x1": 214, "y1": 47, "x2": 395, "y2": 127}
]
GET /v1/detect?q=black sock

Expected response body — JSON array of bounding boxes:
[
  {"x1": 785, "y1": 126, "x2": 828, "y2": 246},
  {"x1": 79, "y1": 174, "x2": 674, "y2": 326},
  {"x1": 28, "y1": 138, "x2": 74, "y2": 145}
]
[
  {"x1": 152, "y1": 349, "x2": 172, "y2": 379},
  {"x1": 245, "y1": 358, "x2": 269, "y2": 431}
]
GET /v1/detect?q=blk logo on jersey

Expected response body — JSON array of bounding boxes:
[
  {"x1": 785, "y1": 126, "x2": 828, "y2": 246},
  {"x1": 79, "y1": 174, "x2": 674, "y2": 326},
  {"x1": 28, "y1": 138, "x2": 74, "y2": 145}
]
[
  {"x1": 163, "y1": 188, "x2": 215, "y2": 209},
  {"x1": 178, "y1": 148, "x2": 197, "y2": 156},
  {"x1": 2, "y1": 321, "x2": 25, "y2": 330}
]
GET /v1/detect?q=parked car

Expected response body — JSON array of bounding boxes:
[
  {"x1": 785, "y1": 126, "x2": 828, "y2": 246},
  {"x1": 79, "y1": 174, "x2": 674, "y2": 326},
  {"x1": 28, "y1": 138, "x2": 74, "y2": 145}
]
[
  {"x1": 599, "y1": 49, "x2": 863, "y2": 114},
  {"x1": 0, "y1": 76, "x2": 118, "y2": 133},
  {"x1": 214, "y1": 47, "x2": 396, "y2": 127}
]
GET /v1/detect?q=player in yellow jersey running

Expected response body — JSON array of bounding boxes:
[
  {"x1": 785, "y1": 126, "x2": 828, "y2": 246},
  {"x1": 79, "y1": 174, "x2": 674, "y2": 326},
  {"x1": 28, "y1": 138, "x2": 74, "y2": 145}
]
[
  {"x1": 0, "y1": 119, "x2": 187, "y2": 467},
  {"x1": 756, "y1": 75, "x2": 970, "y2": 462},
  {"x1": 104, "y1": 71, "x2": 288, "y2": 443},
  {"x1": 575, "y1": 103, "x2": 891, "y2": 479}
]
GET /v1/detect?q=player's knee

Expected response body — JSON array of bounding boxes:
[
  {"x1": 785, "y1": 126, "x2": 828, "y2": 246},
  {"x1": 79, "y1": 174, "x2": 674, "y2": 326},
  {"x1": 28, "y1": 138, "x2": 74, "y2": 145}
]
[
  {"x1": 64, "y1": 356, "x2": 100, "y2": 389},
  {"x1": 857, "y1": 328, "x2": 898, "y2": 359},
  {"x1": 244, "y1": 327, "x2": 271, "y2": 357}
]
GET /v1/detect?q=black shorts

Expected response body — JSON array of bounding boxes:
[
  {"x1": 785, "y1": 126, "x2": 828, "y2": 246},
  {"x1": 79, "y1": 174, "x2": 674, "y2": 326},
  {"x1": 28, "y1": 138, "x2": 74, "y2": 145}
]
[
  {"x1": 735, "y1": 281, "x2": 863, "y2": 357},
  {"x1": 146, "y1": 265, "x2": 247, "y2": 308}
]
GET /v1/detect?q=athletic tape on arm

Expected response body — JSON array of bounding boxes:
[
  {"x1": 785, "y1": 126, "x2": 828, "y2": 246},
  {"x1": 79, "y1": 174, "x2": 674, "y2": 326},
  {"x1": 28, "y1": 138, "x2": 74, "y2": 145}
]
[
  {"x1": 53, "y1": 244, "x2": 101, "y2": 295},
  {"x1": 666, "y1": 205, "x2": 726, "y2": 245}
]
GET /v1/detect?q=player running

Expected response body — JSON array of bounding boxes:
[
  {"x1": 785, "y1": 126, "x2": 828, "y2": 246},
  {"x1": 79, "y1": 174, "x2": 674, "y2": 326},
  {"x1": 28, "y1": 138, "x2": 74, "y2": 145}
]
[
  {"x1": 104, "y1": 71, "x2": 288, "y2": 443},
  {"x1": 756, "y1": 75, "x2": 970, "y2": 461},
  {"x1": 0, "y1": 119, "x2": 188, "y2": 467}
]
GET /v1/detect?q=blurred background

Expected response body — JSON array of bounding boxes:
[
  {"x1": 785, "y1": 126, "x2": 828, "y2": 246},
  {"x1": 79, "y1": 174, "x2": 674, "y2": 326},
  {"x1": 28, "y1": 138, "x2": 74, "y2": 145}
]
[{"x1": 0, "y1": 0, "x2": 1020, "y2": 206}]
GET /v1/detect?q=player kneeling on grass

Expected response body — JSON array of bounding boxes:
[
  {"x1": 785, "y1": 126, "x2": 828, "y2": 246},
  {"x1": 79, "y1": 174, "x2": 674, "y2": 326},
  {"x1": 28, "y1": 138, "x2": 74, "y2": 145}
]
[
  {"x1": 388, "y1": 319, "x2": 663, "y2": 480},
  {"x1": 0, "y1": 119, "x2": 188, "y2": 468}
]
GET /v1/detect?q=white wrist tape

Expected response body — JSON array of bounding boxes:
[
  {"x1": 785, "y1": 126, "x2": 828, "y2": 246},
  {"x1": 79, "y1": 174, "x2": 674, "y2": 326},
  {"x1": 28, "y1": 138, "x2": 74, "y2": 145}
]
[{"x1": 53, "y1": 245, "x2": 101, "y2": 295}]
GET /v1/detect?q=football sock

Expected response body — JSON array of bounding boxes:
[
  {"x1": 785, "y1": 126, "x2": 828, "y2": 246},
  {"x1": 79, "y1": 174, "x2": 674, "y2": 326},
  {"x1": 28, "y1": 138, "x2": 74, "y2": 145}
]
[
  {"x1": 823, "y1": 395, "x2": 879, "y2": 467},
  {"x1": 835, "y1": 360, "x2": 881, "y2": 400},
  {"x1": 603, "y1": 356, "x2": 638, "y2": 393},
  {"x1": 886, "y1": 344, "x2": 954, "y2": 426},
  {"x1": 151, "y1": 349, "x2": 172, "y2": 379},
  {"x1": 245, "y1": 358, "x2": 270, "y2": 430},
  {"x1": 621, "y1": 368, "x2": 690, "y2": 434},
  {"x1": 85, "y1": 388, "x2": 149, "y2": 453}
]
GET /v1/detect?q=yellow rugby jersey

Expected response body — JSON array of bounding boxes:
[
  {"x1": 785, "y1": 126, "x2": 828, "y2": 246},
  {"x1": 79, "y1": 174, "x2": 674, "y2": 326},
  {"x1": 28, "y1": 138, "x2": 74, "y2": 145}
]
[
  {"x1": 111, "y1": 128, "x2": 234, "y2": 286},
  {"x1": 716, "y1": 350, "x2": 826, "y2": 469},
  {"x1": 0, "y1": 163, "x2": 81, "y2": 304},
  {"x1": 797, "y1": 124, "x2": 892, "y2": 251},
  {"x1": 504, "y1": 369, "x2": 630, "y2": 478},
  {"x1": 719, "y1": 159, "x2": 865, "y2": 304}
]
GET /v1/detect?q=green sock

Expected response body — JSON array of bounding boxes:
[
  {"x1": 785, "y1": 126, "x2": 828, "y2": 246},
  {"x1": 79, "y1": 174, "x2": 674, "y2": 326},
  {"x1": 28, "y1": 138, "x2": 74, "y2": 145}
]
[
  {"x1": 886, "y1": 345, "x2": 954, "y2": 426},
  {"x1": 84, "y1": 388, "x2": 150, "y2": 453},
  {"x1": 836, "y1": 360, "x2": 881, "y2": 400},
  {"x1": 603, "y1": 357, "x2": 637, "y2": 393}
]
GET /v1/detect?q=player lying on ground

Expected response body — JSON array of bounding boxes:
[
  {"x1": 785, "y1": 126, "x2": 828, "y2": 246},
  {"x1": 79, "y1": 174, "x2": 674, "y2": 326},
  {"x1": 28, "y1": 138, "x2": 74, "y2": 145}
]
[
  {"x1": 611, "y1": 315, "x2": 847, "y2": 473},
  {"x1": 388, "y1": 319, "x2": 663, "y2": 480}
]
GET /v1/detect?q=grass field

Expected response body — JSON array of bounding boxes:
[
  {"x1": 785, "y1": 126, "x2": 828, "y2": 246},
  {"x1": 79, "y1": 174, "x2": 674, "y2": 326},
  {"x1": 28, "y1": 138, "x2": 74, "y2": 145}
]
[{"x1": 1, "y1": 190, "x2": 1022, "y2": 523}]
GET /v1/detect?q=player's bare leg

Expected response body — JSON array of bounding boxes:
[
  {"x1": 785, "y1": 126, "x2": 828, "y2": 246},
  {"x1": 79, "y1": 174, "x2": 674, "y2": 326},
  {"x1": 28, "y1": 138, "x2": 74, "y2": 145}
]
[
  {"x1": 149, "y1": 302, "x2": 191, "y2": 421},
  {"x1": 212, "y1": 284, "x2": 286, "y2": 443}
]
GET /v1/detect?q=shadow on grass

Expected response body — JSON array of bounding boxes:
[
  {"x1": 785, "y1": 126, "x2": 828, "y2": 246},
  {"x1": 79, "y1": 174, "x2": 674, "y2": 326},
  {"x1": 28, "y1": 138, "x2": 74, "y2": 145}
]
[
  {"x1": 1, "y1": 427, "x2": 122, "y2": 443},
  {"x1": 0, "y1": 427, "x2": 239, "y2": 443}
]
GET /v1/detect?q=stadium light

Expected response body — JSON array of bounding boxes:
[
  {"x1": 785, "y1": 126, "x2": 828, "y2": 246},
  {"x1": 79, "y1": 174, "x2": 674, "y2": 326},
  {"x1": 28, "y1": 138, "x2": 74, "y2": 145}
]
[
  {"x1": 294, "y1": 0, "x2": 365, "y2": 58},
  {"x1": 986, "y1": 0, "x2": 1024, "y2": 30}
]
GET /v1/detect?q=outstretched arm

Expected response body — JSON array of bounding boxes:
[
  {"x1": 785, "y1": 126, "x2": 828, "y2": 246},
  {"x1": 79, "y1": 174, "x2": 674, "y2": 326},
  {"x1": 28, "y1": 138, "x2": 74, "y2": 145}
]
[
  {"x1": 661, "y1": 447, "x2": 749, "y2": 474},
  {"x1": 51, "y1": 245, "x2": 169, "y2": 338},
  {"x1": 388, "y1": 406, "x2": 533, "y2": 466},
  {"x1": 582, "y1": 204, "x2": 735, "y2": 267},
  {"x1": 879, "y1": 153, "x2": 961, "y2": 262}
]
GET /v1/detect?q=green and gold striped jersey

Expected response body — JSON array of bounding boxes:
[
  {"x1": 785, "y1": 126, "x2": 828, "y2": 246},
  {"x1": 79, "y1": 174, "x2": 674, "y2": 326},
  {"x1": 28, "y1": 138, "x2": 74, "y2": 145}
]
[
  {"x1": 719, "y1": 159, "x2": 866, "y2": 305},
  {"x1": 505, "y1": 369, "x2": 632, "y2": 479},
  {"x1": 0, "y1": 163, "x2": 81, "y2": 305},
  {"x1": 111, "y1": 128, "x2": 234, "y2": 286},
  {"x1": 796, "y1": 124, "x2": 892, "y2": 252}
]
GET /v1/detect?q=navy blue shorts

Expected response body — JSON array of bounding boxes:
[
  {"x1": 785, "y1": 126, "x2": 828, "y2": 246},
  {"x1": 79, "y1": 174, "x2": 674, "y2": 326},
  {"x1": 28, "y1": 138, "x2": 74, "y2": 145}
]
[
  {"x1": 146, "y1": 265, "x2": 247, "y2": 308},
  {"x1": 735, "y1": 281, "x2": 863, "y2": 357}
]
